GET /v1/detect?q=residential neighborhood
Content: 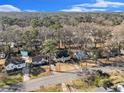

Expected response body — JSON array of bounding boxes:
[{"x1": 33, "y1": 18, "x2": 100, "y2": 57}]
[{"x1": 0, "y1": 12, "x2": 124, "y2": 92}]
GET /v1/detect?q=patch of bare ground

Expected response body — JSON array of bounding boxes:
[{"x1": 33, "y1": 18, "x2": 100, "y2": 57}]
[{"x1": 55, "y1": 63, "x2": 77, "y2": 72}]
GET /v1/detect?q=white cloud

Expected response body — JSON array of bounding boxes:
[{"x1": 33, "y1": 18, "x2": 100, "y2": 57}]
[
  {"x1": 75, "y1": 0, "x2": 124, "y2": 8},
  {"x1": 61, "y1": 7, "x2": 106, "y2": 12},
  {"x1": 61, "y1": 0, "x2": 124, "y2": 12},
  {"x1": 114, "y1": 10, "x2": 122, "y2": 12},
  {"x1": 24, "y1": 10, "x2": 38, "y2": 12},
  {"x1": 0, "y1": 4, "x2": 38, "y2": 12},
  {"x1": 61, "y1": 7, "x2": 83, "y2": 12},
  {"x1": 0, "y1": 5, "x2": 21, "y2": 12}
]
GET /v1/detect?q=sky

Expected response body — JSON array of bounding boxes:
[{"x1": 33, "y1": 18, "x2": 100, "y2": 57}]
[{"x1": 0, "y1": 0, "x2": 124, "y2": 12}]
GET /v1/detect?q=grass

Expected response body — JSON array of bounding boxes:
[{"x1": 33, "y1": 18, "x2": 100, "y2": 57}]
[
  {"x1": 72, "y1": 79, "x2": 96, "y2": 92},
  {"x1": 31, "y1": 84, "x2": 62, "y2": 92},
  {"x1": 0, "y1": 74, "x2": 22, "y2": 87}
]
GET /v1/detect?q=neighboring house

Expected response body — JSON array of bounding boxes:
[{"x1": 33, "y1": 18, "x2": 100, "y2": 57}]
[
  {"x1": 5, "y1": 59, "x2": 26, "y2": 71},
  {"x1": 74, "y1": 50, "x2": 89, "y2": 60},
  {"x1": 31, "y1": 55, "x2": 49, "y2": 66},
  {"x1": 53, "y1": 49, "x2": 70, "y2": 62}
]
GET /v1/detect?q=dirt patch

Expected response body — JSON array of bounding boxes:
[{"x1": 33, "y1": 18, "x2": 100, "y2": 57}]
[{"x1": 55, "y1": 63, "x2": 77, "y2": 72}]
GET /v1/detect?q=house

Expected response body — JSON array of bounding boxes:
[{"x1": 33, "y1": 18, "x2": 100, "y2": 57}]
[
  {"x1": 5, "y1": 58, "x2": 26, "y2": 71},
  {"x1": 31, "y1": 55, "x2": 49, "y2": 66},
  {"x1": 74, "y1": 50, "x2": 89, "y2": 60},
  {"x1": 53, "y1": 48, "x2": 71, "y2": 62}
]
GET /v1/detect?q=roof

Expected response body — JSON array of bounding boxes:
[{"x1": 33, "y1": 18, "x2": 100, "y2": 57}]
[
  {"x1": 32, "y1": 55, "x2": 47, "y2": 62},
  {"x1": 56, "y1": 49, "x2": 69, "y2": 58},
  {"x1": 5, "y1": 58, "x2": 25, "y2": 66}
]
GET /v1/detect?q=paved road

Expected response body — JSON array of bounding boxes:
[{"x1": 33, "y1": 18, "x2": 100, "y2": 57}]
[{"x1": 23, "y1": 71, "x2": 80, "y2": 91}]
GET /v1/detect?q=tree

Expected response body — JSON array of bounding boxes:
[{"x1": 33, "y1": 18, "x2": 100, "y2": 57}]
[
  {"x1": 21, "y1": 27, "x2": 38, "y2": 51},
  {"x1": 42, "y1": 39, "x2": 57, "y2": 71},
  {"x1": 30, "y1": 19, "x2": 42, "y2": 28},
  {"x1": 110, "y1": 22, "x2": 124, "y2": 55}
]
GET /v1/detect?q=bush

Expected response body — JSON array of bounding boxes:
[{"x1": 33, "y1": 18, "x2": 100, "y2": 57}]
[{"x1": 84, "y1": 70, "x2": 111, "y2": 88}]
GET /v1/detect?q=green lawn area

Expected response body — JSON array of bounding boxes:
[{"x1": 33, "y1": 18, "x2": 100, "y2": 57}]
[
  {"x1": 31, "y1": 84, "x2": 62, "y2": 92},
  {"x1": 0, "y1": 74, "x2": 22, "y2": 87}
]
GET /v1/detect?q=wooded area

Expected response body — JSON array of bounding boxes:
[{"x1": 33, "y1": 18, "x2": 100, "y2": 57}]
[{"x1": 0, "y1": 13, "x2": 124, "y2": 57}]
